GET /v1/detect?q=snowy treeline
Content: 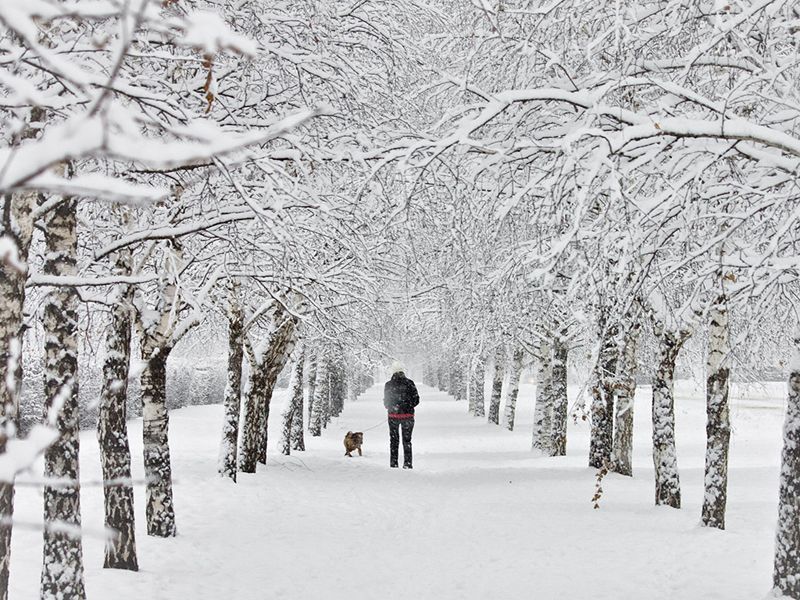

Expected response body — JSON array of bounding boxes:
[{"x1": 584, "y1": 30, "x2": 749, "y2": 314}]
[{"x1": 1, "y1": 0, "x2": 800, "y2": 599}]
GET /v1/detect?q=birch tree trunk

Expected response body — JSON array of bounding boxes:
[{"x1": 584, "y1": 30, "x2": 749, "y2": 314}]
[
  {"x1": 0, "y1": 114, "x2": 41, "y2": 600},
  {"x1": 550, "y1": 338, "x2": 569, "y2": 456},
  {"x1": 243, "y1": 308, "x2": 298, "y2": 466},
  {"x1": 611, "y1": 319, "x2": 641, "y2": 476},
  {"x1": 40, "y1": 193, "x2": 86, "y2": 598},
  {"x1": 503, "y1": 349, "x2": 524, "y2": 431},
  {"x1": 701, "y1": 290, "x2": 731, "y2": 529},
  {"x1": 652, "y1": 329, "x2": 688, "y2": 508},
  {"x1": 306, "y1": 350, "x2": 317, "y2": 425},
  {"x1": 97, "y1": 248, "x2": 138, "y2": 570},
  {"x1": 140, "y1": 344, "x2": 177, "y2": 537},
  {"x1": 487, "y1": 348, "x2": 504, "y2": 425},
  {"x1": 218, "y1": 283, "x2": 244, "y2": 481},
  {"x1": 773, "y1": 359, "x2": 800, "y2": 598},
  {"x1": 0, "y1": 190, "x2": 36, "y2": 600},
  {"x1": 309, "y1": 348, "x2": 330, "y2": 437},
  {"x1": 589, "y1": 320, "x2": 618, "y2": 469},
  {"x1": 471, "y1": 357, "x2": 486, "y2": 417},
  {"x1": 290, "y1": 350, "x2": 305, "y2": 451},
  {"x1": 280, "y1": 347, "x2": 305, "y2": 455},
  {"x1": 238, "y1": 359, "x2": 268, "y2": 473},
  {"x1": 532, "y1": 340, "x2": 553, "y2": 454}
]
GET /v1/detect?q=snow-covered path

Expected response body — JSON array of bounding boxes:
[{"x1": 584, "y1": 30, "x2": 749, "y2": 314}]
[{"x1": 12, "y1": 382, "x2": 784, "y2": 599}]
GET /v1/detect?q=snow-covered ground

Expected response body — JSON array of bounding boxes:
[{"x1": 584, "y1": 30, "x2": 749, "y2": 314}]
[{"x1": 11, "y1": 381, "x2": 785, "y2": 599}]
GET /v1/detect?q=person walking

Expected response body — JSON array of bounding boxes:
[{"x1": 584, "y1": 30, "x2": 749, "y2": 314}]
[{"x1": 383, "y1": 362, "x2": 420, "y2": 469}]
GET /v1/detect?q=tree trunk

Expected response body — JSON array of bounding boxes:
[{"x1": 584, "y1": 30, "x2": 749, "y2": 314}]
[
  {"x1": 550, "y1": 338, "x2": 568, "y2": 456},
  {"x1": 503, "y1": 349, "x2": 524, "y2": 431},
  {"x1": 140, "y1": 345, "x2": 177, "y2": 537},
  {"x1": 97, "y1": 248, "x2": 138, "y2": 570},
  {"x1": 488, "y1": 348, "x2": 504, "y2": 425},
  {"x1": 701, "y1": 291, "x2": 731, "y2": 529},
  {"x1": 309, "y1": 348, "x2": 330, "y2": 437},
  {"x1": 330, "y1": 355, "x2": 345, "y2": 418},
  {"x1": 218, "y1": 283, "x2": 244, "y2": 481},
  {"x1": 611, "y1": 319, "x2": 640, "y2": 476},
  {"x1": 0, "y1": 115, "x2": 40, "y2": 600},
  {"x1": 773, "y1": 360, "x2": 800, "y2": 598},
  {"x1": 290, "y1": 350, "x2": 306, "y2": 451},
  {"x1": 589, "y1": 320, "x2": 618, "y2": 469},
  {"x1": 471, "y1": 357, "x2": 486, "y2": 418},
  {"x1": 306, "y1": 350, "x2": 317, "y2": 425},
  {"x1": 41, "y1": 194, "x2": 86, "y2": 598},
  {"x1": 280, "y1": 347, "x2": 305, "y2": 455},
  {"x1": 652, "y1": 329, "x2": 688, "y2": 508},
  {"x1": 532, "y1": 339, "x2": 553, "y2": 454},
  {"x1": 238, "y1": 361, "x2": 268, "y2": 473}
]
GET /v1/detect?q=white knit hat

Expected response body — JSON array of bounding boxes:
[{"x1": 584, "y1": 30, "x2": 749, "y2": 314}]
[{"x1": 390, "y1": 361, "x2": 405, "y2": 374}]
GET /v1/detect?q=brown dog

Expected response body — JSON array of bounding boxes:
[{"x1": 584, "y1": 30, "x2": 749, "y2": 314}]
[{"x1": 344, "y1": 431, "x2": 363, "y2": 457}]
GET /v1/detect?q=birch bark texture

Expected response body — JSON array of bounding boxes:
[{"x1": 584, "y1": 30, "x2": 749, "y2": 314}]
[
  {"x1": 590, "y1": 320, "x2": 618, "y2": 469},
  {"x1": 240, "y1": 307, "x2": 298, "y2": 469},
  {"x1": 280, "y1": 347, "x2": 305, "y2": 455},
  {"x1": 611, "y1": 319, "x2": 640, "y2": 476},
  {"x1": 471, "y1": 357, "x2": 486, "y2": 417},
  {"x1": 550, "y1": 338, "x2": 569, "y2": 456},
  {"x1": 40, "y1": 193, "x2": 86, "y2": 599},
  {"x1": 773, "y1": 357, "x2": 800, "y2": 598},
  {"x1": 651, "y1": 328, "x2": 689, "y2": 508},
  {"x1": 97, "y1": 247, "x2": 138, "y2": 570},
  {"x1": 0, "y1": 112, "x2": 42, "y2": 600},
  {"x1": 218, "y1": 282, "x2": 244, "y2": 481},
  {"x1": 487, "y1": 347, "x2": 504, "y2": 425},
  {"x1": 701, "y1": 290, "x2": 731, "y2": 529},
  {"x1": 503, "y1": 349, "x2": 525, "y2": 431},
  {"x1": 532, "y1": 339, "x2": 553, "y2": 455},
  {"x1": 290, "y1": 352, "x2": 306, "y2": 451},
  {"x1": 309, "y1": 347, "x2": 330, "y2": 437}
]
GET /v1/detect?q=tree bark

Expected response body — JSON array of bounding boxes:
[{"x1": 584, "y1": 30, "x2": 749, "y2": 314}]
[
  {"x1": 306, "y1": 350, "x2": 317, "y2": 425},
  {"x1": 0, "y1": 114, "x2": 40, "y2": 600},
  {"x1": 503, "y1": 349, "x2": 524, "y2": 431},
  {"x1": 773, "y1": 360, "x2": 800, "y2": 598},
  {"x1": 532, "y1": 339, "x2": 553, "y2": 454},
  {"x1": 240, "y1": 307, "x2": 298, "y2": 469},
  {"x1": 280, "y1": 347, "x2": 305, "y2": 455},
  {"x1": 611, "y1": 318, "x2": 641, "y2": 476},
  {"x1": 140, "y1": 345, "x2": 177, "y2": 537},
  {"x1": 651, "y1": 328, "x2": 688, "y2": 508},
  {"x1": 238, "y1": 359, "x2": 268, "y2": 473},
  {"x1": 471, "y1": 357, "x2": 486, "y2": 417},
  {"x1": 550, "y1": 338, "x2": 568, "y2": 456},
  {"x1": 40, "y1": 193, "x2": 86, "y2": 598},
  {"x1": 487, "y1": 347, "x2": 504, "y2": 425},
  {"x1": 309, "y1": 347, "x2": 330, "y2": 437},
  {"x1": 290, "y1": 350, "x2": 306, "y2": 451},
  {"x1": 97, "y1": 247, "x2": 138, "y2": 570},
  {"x1": 218, "y1": 282, "x2": 244, "y2": 481},
  {"x1": 589, "y1": 319, "x2": 618, "y2": 469},
  {"x1": 701, "y1": 291, "x2": 731, "y2": 529}
]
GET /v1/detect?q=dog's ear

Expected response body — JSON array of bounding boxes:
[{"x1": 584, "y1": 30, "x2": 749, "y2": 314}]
[{"x1": 346, "y1": 431, "x2": 352, "y2": 436}]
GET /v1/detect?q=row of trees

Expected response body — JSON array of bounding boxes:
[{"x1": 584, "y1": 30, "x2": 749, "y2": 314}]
[
  {"x1": 2, "y1": 0, "x2": 800, "y2": 598},
  {"x1": 0, "y1": 0, "x2": 433, "y2": 598},
  {"x1": 376, "y1": 1, "x2": 800, "y2": 597}
]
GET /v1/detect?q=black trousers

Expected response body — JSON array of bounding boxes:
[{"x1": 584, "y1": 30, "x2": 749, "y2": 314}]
[{"x1": 388, "y1": 417, "x2": 414, "y2": 468}]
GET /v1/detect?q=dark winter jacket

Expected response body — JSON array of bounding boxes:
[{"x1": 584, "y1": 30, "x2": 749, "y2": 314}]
[{"x1": 383, "y1": 372, "x2": 420, "y2": 417}]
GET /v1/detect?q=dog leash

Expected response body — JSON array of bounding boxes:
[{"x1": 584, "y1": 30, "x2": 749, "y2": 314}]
[{"x1": 361, "y1": 420, "x2": 386, "y2": 432}]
